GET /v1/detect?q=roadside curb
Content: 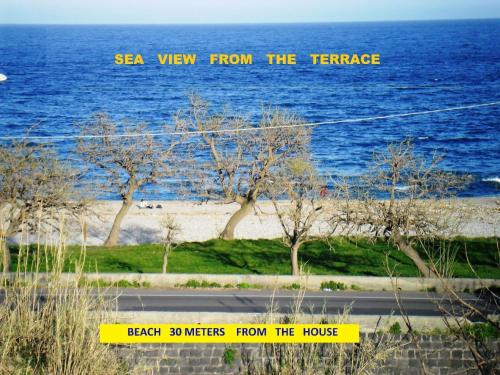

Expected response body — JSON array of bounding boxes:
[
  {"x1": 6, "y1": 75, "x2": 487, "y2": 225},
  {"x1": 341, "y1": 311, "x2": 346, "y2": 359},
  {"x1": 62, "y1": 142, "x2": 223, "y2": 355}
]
[{"x1": 5, "y1": 272, "x2": 498, "y2": 292}]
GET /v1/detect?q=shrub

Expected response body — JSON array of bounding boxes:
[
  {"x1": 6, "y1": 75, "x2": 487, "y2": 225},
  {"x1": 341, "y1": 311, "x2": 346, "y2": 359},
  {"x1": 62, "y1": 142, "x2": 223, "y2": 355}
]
[
  {"x1": 320, "y1": 281, "x2": 347, "y2": 291},
  {"x1": 181, "y1": 279, "x2": 221, "y2": 288},
  {"x1": 389, "y1": 322, "x2": 402, "y2": 335},
  {"x1": 461, "y1": 323, "x2": 499, "y2": 340},
  {"x1": 80, "y1": 278, "x2": 151, "y2": 288},
  {"x1": 184, "y1": 279, "x2": 201, "y2": 288},
  {"x1": 118, "y1": 280, "x2": 151, "y2": 288},
  {"x1": 237, "y1": 282, "x2": 262, "y2": 289},
  {"x1": 223, "y1": 346, "x2": 237, "y2": 365},
  {"x1": 201, "y1": 280, "x2": 221, "y2": 288}
]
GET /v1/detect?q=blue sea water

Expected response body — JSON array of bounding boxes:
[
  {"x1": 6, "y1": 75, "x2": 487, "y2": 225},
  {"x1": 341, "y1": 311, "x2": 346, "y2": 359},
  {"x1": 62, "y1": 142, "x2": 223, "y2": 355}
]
[{"x1": 0, "y1": 20, "x2": 499, "y2": 198}]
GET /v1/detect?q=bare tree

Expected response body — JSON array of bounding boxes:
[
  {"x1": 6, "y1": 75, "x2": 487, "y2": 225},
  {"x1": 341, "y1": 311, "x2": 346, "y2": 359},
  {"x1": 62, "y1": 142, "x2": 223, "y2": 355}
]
[
  {"x1": 429, "y1": 242, "x2": 499, "y2": 374},
  {"x1": 159, "y1": 214, "x2": 180, "y2": 273},
  {"x1": 0, "y1": 140, "x2": 83, "y2": 273},
  {"x1": 180, "y1": 95, "x2": 310, "y2": 240},
  {"x1": 77, "y1": 113, "x2": 185, "y2": 247},
  {"x1": 265, "y1": 158, "x2": 325, "y2": 276},
  {"x1": 336, "y1": 139, "x2": 469, "y2": 278},
  {"x1": 387, "y1": 240, "x2": 499, "y2": 375}
]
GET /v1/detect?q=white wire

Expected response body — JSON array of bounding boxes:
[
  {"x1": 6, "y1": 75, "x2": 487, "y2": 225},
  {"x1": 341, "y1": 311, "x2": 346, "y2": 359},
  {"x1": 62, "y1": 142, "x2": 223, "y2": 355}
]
[{"x1": 1, "y1": 101, "x2": 498, "y2": 141}]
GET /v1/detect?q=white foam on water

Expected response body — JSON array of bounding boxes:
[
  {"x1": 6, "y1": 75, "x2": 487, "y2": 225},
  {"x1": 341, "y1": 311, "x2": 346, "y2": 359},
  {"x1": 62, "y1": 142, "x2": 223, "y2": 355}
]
[{"x1": 482, "y1": 177, "x2": 500, "y2": 184}]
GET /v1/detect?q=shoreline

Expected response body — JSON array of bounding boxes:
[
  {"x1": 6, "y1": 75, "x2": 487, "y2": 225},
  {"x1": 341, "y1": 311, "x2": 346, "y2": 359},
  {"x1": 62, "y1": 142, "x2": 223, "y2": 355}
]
[{"x1": 49, "y1": 196, "x2": 499, "y2": 245}]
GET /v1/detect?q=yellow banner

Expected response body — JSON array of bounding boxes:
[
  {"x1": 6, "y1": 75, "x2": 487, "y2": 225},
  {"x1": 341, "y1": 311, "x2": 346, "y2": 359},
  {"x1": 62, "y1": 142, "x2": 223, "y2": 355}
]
[{"x1": 100, "y1": 323, "x2": 359, "y2": 344}]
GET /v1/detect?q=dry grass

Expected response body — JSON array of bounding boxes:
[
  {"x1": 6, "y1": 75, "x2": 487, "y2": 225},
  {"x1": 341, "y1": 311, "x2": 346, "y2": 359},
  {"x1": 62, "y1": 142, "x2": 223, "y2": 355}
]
[
  {"x1": 241, "y1": 285, "x2": 400, "y2": 375},
  {"x1": 0, "y1": 219, "x2": 126, "y2": 375}
]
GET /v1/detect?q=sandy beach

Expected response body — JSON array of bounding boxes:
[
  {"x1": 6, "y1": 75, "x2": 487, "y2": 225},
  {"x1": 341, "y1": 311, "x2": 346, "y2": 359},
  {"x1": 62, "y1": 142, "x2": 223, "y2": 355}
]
[{"x1": 58, "y1": 197, "x2": 500, "y2": 245}]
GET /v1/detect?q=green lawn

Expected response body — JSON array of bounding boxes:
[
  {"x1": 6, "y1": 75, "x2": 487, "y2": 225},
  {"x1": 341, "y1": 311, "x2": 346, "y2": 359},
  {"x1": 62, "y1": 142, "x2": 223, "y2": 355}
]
[{"x1": 10, "y1": 237, "x2": 500, "y2": 278}]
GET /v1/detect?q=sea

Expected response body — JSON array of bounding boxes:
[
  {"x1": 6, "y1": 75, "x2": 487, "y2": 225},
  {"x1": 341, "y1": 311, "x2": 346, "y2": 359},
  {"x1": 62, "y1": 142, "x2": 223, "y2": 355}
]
[{"x1": 0, "y1": 20, "x2": 499, "y2": 199}]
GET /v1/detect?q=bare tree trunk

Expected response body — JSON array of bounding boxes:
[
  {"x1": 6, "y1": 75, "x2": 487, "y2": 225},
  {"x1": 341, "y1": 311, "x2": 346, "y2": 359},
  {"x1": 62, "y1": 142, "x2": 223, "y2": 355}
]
[
  {"x1": 221, "y1": 199, "x2": 255, "y2": 240},
  {"x1": 290, "y1": 242, "x2": 300, "y2": 276},
  {"x1": 104, "y1": 197, "x2": 133, "y2": 247},
  {"x1": 162, "y1": 246, "x2": 170, "y2": 273},
  {"x1": 394, "y1": 234, "x2": 437, "y2": 278},
  {"x1": 1, "y1": 238, "x2": 10, "y2": 275}
]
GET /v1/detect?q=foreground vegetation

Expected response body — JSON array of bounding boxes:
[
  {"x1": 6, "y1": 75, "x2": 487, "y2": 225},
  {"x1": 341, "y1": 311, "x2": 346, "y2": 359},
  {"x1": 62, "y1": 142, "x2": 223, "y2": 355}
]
[
  {"x1": 0, "y1": 238, "x2": 127, "y2": 374},
  {"x1": 10, "y1": 237, "x2": 500, "y2": 278}
]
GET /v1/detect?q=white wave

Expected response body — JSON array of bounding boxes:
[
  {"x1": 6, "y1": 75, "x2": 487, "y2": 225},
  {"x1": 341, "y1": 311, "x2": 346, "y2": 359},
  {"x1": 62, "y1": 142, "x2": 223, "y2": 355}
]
[
  {"x1": 482, "y1": 177, "x2": 500, "y2": 184},
  {"x1": 0, "y1": 73, "x2": 7, "y2": 82},
  {"x1": 395, "y1": 185, "x2": 410, "y2": 191}
]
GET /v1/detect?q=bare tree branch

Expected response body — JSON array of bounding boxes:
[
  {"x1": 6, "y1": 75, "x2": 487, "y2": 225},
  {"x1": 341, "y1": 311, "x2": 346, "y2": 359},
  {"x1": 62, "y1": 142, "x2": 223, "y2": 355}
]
[
  {"x1": 181, "y1": 95, "x2": 311, "y2": 239},
  {"x1": 77, "y1": 113, "x2": 186, "y2": 246}
]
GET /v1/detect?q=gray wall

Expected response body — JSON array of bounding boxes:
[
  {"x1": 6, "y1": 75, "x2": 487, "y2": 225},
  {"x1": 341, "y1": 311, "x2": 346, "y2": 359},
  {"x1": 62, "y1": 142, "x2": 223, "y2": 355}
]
[{"x1": 111, "y1": 335, "x2": 499, "y2": 374}]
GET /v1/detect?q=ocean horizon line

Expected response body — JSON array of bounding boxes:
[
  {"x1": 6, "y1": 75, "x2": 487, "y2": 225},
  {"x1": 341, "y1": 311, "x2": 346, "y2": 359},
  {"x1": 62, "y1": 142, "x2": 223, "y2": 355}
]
[{"x1": 1, "y1": 17, "x2": 499, "y2": 27}]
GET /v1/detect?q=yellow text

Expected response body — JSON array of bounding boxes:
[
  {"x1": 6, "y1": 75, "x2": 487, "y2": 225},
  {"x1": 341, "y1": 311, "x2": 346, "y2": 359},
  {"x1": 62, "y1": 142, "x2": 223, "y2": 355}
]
[
  {"x1": 209, "y1": 54, "x2": 253, "y2": 65},
  {"x1": 157, "y1": 54, "x2": 197, "y2": 65},
  {"x1": 266, "y1": 54, "x2": 296, "y2": 65},
  {"x1": 115, "y1": 54, "x2": 144, "y2": 65},
  {"x1": 309, "y1": 53, "x2": 380, "y2": 65}
]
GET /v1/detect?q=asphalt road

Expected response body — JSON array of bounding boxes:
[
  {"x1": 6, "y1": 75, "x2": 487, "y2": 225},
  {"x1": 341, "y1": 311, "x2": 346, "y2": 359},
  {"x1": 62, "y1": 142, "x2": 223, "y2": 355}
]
[{"x1": 107, "y1": 289, "x2": 495, "y2": 317}]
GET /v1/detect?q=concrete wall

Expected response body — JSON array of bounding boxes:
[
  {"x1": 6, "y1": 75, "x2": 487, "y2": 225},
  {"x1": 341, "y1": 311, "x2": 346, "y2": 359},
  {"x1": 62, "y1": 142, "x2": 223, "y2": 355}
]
[
  {"x1": 112, "y1": 335, "x2": 499, "y2": 374},
  {"x1": 61, "y1": 272, "x2": 499, "y2": 292}
]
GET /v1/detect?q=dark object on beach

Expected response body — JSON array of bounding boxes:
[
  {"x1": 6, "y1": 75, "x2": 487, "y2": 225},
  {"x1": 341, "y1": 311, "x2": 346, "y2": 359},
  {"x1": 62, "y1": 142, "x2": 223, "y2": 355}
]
[
  {"x1": 139, "y1": 199, "x2": 154, "y2": 209},
  {"x1": 156, "y1": 204, "x2": 163, "y2": 209},
  {"x1": 320, "y1": 186, "x2": 329, "y2": 198}
]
